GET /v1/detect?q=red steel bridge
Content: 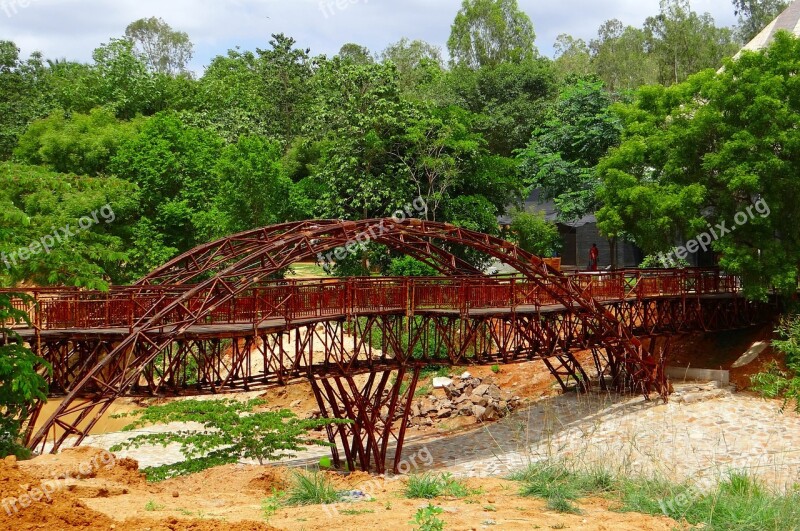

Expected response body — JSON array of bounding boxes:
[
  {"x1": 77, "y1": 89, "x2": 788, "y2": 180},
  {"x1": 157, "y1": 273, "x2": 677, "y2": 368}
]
[{"x1": 3, "y1": 219, "x2": 774, "y2": 473}]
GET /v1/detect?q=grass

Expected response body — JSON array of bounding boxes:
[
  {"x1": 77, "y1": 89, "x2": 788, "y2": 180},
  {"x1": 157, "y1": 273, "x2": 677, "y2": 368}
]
[
  {"x1": 144, "y1": 499, "x2": 165, "y2": 511},
  {"x1": 340, "y1": 508, "x2": 375, "y2": 515},
  {"x1": 510, "y1": 460, "x2": 800, "y2": 529},
  {"x1": 284, "y1": 471, "x2": 340, "y2": 506},
  {"x1": 405, "y1": 472, "x2": 472, "y2": 499}
]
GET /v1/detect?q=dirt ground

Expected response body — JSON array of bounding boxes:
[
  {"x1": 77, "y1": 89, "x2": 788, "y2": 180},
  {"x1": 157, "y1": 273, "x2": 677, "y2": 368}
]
[
  {"x1": 1, "y1": 447, "x2": 680, "y2": 531},
  {"x1": 4, "y1": 328, "x2": 780, "y2": 530}
]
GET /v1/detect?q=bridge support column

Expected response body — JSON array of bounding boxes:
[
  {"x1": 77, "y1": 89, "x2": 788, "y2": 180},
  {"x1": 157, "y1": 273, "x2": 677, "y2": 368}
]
[{"x1": 308, "y1": 365, "x2": 421, "y2": 474}]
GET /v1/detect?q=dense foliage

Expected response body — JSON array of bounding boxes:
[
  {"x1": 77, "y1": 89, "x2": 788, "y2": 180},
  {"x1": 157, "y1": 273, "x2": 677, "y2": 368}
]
[
  {"x1": 0, "y1": 293, "x2": 50, "y2": 458},
  {"x1": 598, "y1": 32, "x2": 800, "y2": 299},
  {"x1": 0, "y1": 2, "x2": 783, "y2": 290}
]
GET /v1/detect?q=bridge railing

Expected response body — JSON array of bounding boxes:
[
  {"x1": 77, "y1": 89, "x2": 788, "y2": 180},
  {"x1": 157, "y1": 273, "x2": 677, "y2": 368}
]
[{"x1": 1, "y1": 268, "x2": 741, "y2": 332}]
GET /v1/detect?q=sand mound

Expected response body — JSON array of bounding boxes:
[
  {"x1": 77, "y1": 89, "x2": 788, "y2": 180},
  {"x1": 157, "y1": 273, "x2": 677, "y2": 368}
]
[{"x1": 0, "y1": 455, "x2": 116, "y2": 530}]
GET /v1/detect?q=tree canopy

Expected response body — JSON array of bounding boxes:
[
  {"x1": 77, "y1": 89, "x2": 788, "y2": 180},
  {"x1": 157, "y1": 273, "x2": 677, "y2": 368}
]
[{"x1": 598, "y1": 31, "x2": 800, "y2": 298}]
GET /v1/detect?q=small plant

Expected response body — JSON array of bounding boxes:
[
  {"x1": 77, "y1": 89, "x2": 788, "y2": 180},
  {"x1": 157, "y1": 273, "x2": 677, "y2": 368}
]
[
  {"x1": 340, "y1": 508, "x2": 375, "y2": 515},
  {"x1": 261, "y1": 489, "x2": 285, "y2": 520},
  {"x1": 491, "y1": 364, "x2": 501, "y2": 374},
  {"x1": 405, "y1": 473, "x2": 471, "y2": 499},
  {"x1": 411, "y1": 503, "x2": 445, "y2": 531},
  {"x1": 144, "y1": 499, "x2": 164, "y2": 511},
  {"x1": 110, "y1": 398, "x2": 349, "y2": 481},
  {"x1": 285, "y1": 470, "x2": 339, "y2": 506},
  {"x1": 406, "y1": 473, "x2": 443, "y2": 499}
]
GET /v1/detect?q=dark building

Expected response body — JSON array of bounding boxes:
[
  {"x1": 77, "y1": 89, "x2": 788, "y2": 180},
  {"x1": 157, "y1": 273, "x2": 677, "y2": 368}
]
[{"x1": 499, "y1": 189, "x2": 643, "y2": 270}]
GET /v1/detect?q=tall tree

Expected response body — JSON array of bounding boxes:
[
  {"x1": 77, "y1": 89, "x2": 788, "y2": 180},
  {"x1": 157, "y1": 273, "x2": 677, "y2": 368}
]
[
  {"x1": 590, "y1": 20, "x2": 658, "y2": 91},
  {"x1": 337, "y1": 43, "x2": 374, "y2": 65},
  {"x1": 125, "y1": 17, "x2": 194, "y2": 76},
  {"x1": 644, "y1": 0, "x2": 738, "y2": 85},
  {"x1": 0, "y1": 42, "x2": 52, "y2": 159},
  {"x1": 447, "y1": 0, "x2": 537, "y2": 68},
  {"x1": 518, "y1": 79, "x2": 622, "y2": 221},
  {"x1": 733, "y1": 0, "x2": 789, "y2": 42},
  {"x1": 552, "y1": 34, "x2": 593, "y2": 80},
  {"x1": 380, "y1": 38, "x2": 444, "y2": 96},
  {"x1": 598, "y1": 32, "x2": 800, "y2": 298}
]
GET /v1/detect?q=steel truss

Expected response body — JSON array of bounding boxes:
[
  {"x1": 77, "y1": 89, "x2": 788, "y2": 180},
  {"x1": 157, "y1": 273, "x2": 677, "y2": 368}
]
[{"x1": 2, "y1": 219, "x2": 774, "y2": 471}]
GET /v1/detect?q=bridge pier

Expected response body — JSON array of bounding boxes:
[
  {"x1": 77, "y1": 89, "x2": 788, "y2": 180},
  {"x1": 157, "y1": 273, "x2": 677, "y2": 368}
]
[{"x1": 308, "y1": 366, "x2": 421, "y2": 474}]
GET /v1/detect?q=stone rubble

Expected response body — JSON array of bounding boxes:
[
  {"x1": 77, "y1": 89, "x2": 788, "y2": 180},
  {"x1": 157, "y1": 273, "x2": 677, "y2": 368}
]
[{"x1": 408, "y1": 374, "x2": 521, "y2": 426}]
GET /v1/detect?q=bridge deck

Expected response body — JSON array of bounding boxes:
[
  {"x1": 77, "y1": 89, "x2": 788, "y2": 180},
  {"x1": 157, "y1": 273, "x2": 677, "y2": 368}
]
[{"x1": 13, "y1": 293, "x2": 741, "y2": 342}]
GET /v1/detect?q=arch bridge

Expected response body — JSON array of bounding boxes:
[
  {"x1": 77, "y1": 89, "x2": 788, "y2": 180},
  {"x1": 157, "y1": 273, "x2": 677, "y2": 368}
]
[{"x1": 3, "y1": 219, "x2": 774, "y2": 473}]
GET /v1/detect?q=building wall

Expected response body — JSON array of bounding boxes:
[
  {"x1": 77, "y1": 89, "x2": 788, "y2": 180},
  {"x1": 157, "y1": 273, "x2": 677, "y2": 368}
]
[{"x1": 558, "y1": 223, "x2": 642, "y2": 269}]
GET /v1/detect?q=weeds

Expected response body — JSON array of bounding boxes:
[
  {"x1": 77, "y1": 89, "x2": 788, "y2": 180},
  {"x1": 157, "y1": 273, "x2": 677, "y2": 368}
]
[
  {"x1": 411, "y1": 503, "x2": 445, "y2": 531},
  {"x1": 510, "y1": 460, "x2": 800, "y2": 529},
  {"x1": 144, "y1": 499, "x2": 164, "y2": 511},
  {"x1": 405, "y1": 472, "x2": 471, "y2": 499},
  {"x1": 285, "y1": 471, "x2": 339, "y2": 505}
]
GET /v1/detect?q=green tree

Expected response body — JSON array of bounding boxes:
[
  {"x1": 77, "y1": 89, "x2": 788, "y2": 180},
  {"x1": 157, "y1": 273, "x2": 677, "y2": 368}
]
[
  {"x1": 125, "y1": 17, "x2": 194, "y2": 76},
  {"x1": 644, "y1": 0, "x2": 738, "y2": 85},
  {"x1": 337, "y1": 43, "x2": 374, "y2": 64},
  {"x1": 110, "y1": 398, "x2": 347, "y2": 481},
  {"x1": 380, "y1": 38, "x2": 444, "y2": 95},
  {"x1": 589, "y1": 20, "x2": 658, "y2": 91},
  {"x1": 90, "y1": 38, "x2": 160, "y2": 119},
  {"x1": 447, "y1": 59, "x2": 557, "y2": 156},
  {"x1": 0, "y1": 42, "x2": 52, "y2": 160},
  {"x1": 111, "y1": 112, "x2": 223, "y2": 254},
  {"x1": 14, "y1": 108, "x2": 144, "y2": 176},
  {"x1": 598, "y1": 32, "x2": 800, "y2": 298},
  {"x1": 733, "y1": 0, "x2": 789, "y2": 42},
  {"x1": 447, "y1": 0, "x2": 537, "y2": 68},
  {"x1": 0, "y1": 292, "x2": 50, "y2": 458},
  {"x1": 256, "y1": 34, "x2": 316, "y2": 143},
  {"x1": 518, "y1": 79, "x2": 622, "y2": 221},
  {"x1": 0, "y1": 163, "x2": 138, "y2": 288},
  {"x1": 509, "y1": 209, "x2": 561, "y2": 257},
  {"x1": 198, "y1": 48, "x2": 271, "y2": 142},
  {"x1": 306, "y1": 59, "x2": 416, "y2": 219},
  {"x1": 214, "y1": 135, "x2": 293, "y2": 234},
  {"x1": 552, "y1": 34, "x2": 593, "y2": 80}
]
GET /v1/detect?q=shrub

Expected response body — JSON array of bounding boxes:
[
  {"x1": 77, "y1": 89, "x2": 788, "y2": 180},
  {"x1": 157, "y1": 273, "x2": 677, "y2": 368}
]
[
  {"x1": 111, "y1": 398, "x2": 349, "y2": 481},
  {"x1": 405, "y1": 472, "x2": 470, "y2": 499},
  {"x1": 0, "y1": 293, "x2": 51, "y2": 459},
  {"x1": 285, "y1": 471, "x2": 339, "y2": 506},
  {"x1": 410, "y1": 503, "x2": 445, "y2": 531},
  {"x1": 751, "y1": 314, "x2": 800, "y2": 411}
]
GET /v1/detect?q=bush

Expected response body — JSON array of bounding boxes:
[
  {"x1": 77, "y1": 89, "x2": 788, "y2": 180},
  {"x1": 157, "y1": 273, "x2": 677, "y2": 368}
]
[
  {"x1": 285, "y1": 471, "x2": 339, "y2": 505},
  {"x1": 751, "y1": 314, "x2": 800, "y2": 412},
  {"x1": 110, "y1": 398, "x2": 349, "y2": 481},
  {"x1": 405, "y1": 472, "x2": 470, "y2": 499},
  {"x1": 0, "y1": 293, "x2": 50, "y2": 459},
  {"x1": 509, "y1": 209, "x2": 561, "y2": 257}
]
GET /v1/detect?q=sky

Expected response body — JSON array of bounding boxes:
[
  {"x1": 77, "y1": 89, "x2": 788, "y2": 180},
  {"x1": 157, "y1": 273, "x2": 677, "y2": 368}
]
[{"x1": 0, "y1": 0, "x2": 740, "y2": 74}]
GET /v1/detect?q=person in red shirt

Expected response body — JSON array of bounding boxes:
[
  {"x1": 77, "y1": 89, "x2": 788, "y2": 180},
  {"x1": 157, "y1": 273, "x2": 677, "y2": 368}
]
[{"x1": 589, "y1": 243, "x2": 599, "y2": 271}]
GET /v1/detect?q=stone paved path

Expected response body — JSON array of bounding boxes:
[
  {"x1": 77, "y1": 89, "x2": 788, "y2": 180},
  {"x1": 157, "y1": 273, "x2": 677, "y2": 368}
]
[{"x1": 81, "y1": 382, "x2": 800, "y2": 491}]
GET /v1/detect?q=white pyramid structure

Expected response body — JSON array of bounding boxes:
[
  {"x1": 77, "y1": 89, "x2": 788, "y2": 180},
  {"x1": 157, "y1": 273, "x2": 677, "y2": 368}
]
[{"x1": 740, "y1": 0, "x2": 800, "y2": 53}]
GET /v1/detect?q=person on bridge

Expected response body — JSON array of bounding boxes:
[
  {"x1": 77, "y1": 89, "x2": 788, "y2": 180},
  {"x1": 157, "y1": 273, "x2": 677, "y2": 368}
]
[{"x1": 589, "y1": 243, "x2": 599, "y2": 271}]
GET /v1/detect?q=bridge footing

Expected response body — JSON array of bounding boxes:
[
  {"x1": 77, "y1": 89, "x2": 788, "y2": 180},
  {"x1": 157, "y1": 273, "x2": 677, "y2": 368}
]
[{"x1": 309, "y1": 366, "x2": 421, "y2": 474}]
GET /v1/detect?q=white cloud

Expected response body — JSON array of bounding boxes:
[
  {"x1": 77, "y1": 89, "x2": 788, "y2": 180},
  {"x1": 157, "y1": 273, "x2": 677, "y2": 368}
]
[{"x1": 0, "y1": 0, "x2": 740, "y2": 73}]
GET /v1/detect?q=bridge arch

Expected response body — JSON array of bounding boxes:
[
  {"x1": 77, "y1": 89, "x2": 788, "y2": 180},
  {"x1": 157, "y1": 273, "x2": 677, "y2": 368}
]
[{"x1": 27, "y1": 219, "x2": 663, "y2": 459}]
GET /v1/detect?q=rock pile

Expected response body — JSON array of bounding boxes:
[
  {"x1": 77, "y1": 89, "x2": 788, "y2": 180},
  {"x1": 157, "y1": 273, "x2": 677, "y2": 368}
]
[{"x1": 408, "y1": 372, "x2": 521, "y2": 427}]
